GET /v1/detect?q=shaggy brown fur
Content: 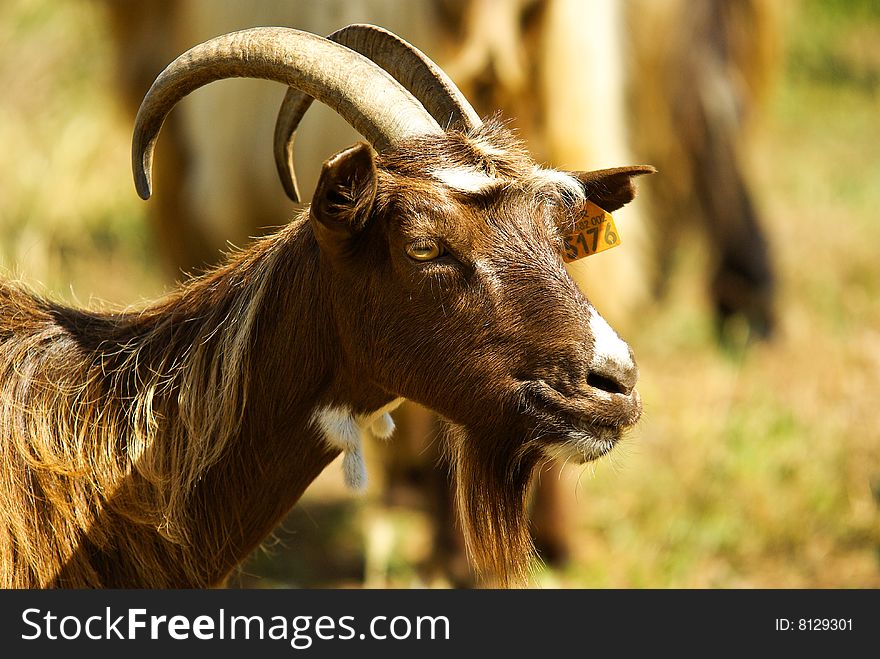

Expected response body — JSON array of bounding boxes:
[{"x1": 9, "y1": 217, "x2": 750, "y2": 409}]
[
  {"x1": 1, "y1": 218, "x2": 336, "y2": 587},
  {"x1": 1, "y1": 123, "x2": 648, "y2": 587}
]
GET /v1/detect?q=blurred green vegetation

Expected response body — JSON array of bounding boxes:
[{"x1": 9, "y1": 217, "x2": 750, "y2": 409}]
[
  {"x1": 790, "y1": 0, "x2": 880, "y2": 92},
  {"x1": 552, "y1": 0, "x2": 880, "y2": 588},
  {"x1": 0, "y1": 0, "x2": 161, "y2": 304},
  {"x1": 0, "y1": 0, "x2": 877, "y2": 588}
]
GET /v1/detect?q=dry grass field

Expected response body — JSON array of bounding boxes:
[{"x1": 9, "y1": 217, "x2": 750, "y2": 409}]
[{"x1": 1, "y1": 0, "x2": 878, "y2": 588}]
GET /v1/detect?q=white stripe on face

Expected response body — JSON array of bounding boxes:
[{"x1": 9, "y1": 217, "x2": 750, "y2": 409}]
[
  {"x1": 432, "y1": 167, "x2": 497, "y2": 193},
  {"x1": 532, "y1": 167, "x2": 586, "y2": 203},
  {"x1": 588, "y1": 306, "x2": 635, "y2": 380},
  {"x1": 468, "y1": 136, "x2": 509, "y2": 159}
]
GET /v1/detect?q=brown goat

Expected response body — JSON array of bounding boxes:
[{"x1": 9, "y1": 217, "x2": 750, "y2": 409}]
[
  {"x1": 96, "y1": 1, "x2": 780, "y2": 586},
  {"x1": 0, "y1": 26, "x2": 651, "y2": 588}
]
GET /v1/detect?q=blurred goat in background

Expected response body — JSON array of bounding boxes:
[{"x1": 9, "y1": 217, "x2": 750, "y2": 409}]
[
  {"x1": 627, "y1": 0, "x2": 780, "y2": 340},
  {"x1": 98, "y1": 0, "x2": 780, "y2": 586}
]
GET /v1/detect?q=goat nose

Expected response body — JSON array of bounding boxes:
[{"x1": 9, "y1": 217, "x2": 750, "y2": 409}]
[
  {"x1": 587, "y1": 358, "x2": 638, "y2": 395},
  {"x1": 586, "y1": 308, "x2": 638, "y2": 395}
]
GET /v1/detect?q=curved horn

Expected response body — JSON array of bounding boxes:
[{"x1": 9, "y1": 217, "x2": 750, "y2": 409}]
[
  {"x1": 274, "y1": 23, "x2": 482, "y2": 202},
  {"x1": 132, "y1": 27, "x2": 443, "y2": 200}
]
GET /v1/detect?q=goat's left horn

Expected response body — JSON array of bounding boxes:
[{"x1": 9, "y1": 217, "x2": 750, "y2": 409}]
[
  {"x1": 132, "y1": 27, "x2": 444, "y2": 200},
  {"x1": 274, "y1": 23, "x2": 483, "y2": 202}
]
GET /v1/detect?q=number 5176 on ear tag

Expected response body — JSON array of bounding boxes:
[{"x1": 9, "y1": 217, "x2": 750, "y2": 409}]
[{"x1": 560, "y1": 200, "x2": 621, "y2": 263}]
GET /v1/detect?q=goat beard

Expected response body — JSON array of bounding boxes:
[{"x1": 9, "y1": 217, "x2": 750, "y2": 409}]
[{"x1": 442, "y1": 422, "x2": 543, "y2": 588}]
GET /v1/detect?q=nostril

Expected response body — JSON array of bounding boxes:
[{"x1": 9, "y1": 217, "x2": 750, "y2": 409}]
[{"x1": 586, "y1": 371, "x2": 628, "y2": 395}]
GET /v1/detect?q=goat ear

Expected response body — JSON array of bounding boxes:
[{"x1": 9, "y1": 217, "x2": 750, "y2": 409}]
[
  {"x1": 574, "y1": 165, "x2": 657, "y2": 212},
  {"x1": 310, "y1": 142, "x2": 378, "y2": 250}
]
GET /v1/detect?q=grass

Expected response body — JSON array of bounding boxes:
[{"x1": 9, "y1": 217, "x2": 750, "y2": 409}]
[{"x1": 1, "y1": 0, "x2": 878, "y2": 588}]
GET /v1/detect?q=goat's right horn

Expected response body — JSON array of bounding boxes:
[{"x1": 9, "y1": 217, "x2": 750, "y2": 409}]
[
  {"x1": 274, "y1": 23, "x2": 483, "y2": 202},
  {"x1": 132, "y1": 26, "x2": 444, "y2": 200}
]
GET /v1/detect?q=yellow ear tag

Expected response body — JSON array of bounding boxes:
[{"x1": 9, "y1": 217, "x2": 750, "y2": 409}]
[{"x1": 560, "y1": 200, "x2": 621, "y2": 263}]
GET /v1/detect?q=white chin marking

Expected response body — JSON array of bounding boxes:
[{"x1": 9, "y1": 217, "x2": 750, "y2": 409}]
[
  {"x1": 543, "y1": 428, "x2": 618, "y2": 464},
  {"x1": 588, "y1": 307, "x2": 634, "y2": 373},
  {"x1": 312, "y1": 399, "x2": 405, "y2": 491}
]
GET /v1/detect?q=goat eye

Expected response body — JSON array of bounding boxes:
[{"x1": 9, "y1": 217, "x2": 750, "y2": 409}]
[{"x1": 405, "y1": 239, "x2": 444, "y2": 261}]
